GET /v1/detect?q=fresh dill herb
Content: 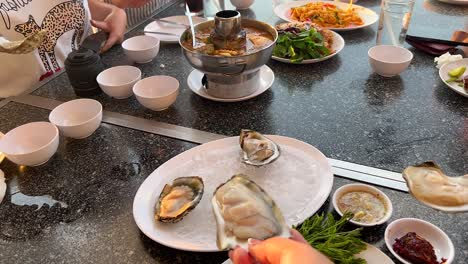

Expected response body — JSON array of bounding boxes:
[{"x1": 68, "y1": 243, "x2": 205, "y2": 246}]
[{"x1": 294, "y1": 212, "x2": 367, "y2": 264}]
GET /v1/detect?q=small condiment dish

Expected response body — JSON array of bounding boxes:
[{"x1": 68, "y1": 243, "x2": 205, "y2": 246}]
[
  {"x1": 122, "y1": 35, "x2": 160, "y2": 63},
  {"x1": 332, "y1": 183, "x2": 393, "y2": 227},
  {"x1": 368, "y1": 45, "x2": 413, "y2": 77},
  {"x1": 0, "y1": 122, "x2": 59, "y2": 166},
  {"x1": 97, "y1": 66, "x2": 141, "y2": 99},
  {"x1": 230, "y1": 0, "x2": 254, "y2": 9},
  {"x1": 133, "y1": 75, "x2": 179, "y2": 111},
  {"x1": 385, "y1": 218, "x2": 454, "y2": 264},
  {"x1": 49, "y1": 99, "x2": 103, "y2": 139}
]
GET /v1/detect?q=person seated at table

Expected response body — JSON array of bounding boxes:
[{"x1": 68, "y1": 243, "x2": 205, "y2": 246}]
[
  {"x1": 0, "y1": 0, "x2": 143, "y2": 98},
  {"x1": 230, "y1": 229, "x2": 333, "y2": 264}
]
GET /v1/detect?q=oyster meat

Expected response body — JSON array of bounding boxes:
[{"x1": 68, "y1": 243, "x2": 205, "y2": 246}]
[
  {"x1": 212, "y1": 174, "x2": 290, "y2": 250},
  {"x1": 155, "y1": 176, "x2": 204, "y2": 223},
  {"x1": 240, "y1": 129, "x2": 280, "y2": 166},
  {"x1": 403, "y1": 161, "x2": 468, "y2": 211}
]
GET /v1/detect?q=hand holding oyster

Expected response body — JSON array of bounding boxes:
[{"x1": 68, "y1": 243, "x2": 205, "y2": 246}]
[
  {"x1": 212, "y1": 174, "x2": 290, "y2": 250},
  {"x1": 403, "y1": 161, "x2": 468, "y2": 212}
]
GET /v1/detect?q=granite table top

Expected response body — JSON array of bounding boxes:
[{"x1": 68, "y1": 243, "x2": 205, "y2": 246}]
[
  {"x1": 0, "y1": 102, "x2": 466, "y2": 263},
  {"x1": 30, "y1": 0, "x2": 468, "y2": 177}
]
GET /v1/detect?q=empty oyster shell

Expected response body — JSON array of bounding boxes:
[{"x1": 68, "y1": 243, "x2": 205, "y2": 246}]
[
  {"x1": 402, "y1": 161, "x2": 468, "y2": 212},
  {"x1": 212, "y1": 174, "x2": 290, "y2": 250},
  {"x1": 155, "y1": 176, "x2": 204, "y2": 223},
  {"x1": 240, "y1": 129, "x2": 280, "y2": 166}
]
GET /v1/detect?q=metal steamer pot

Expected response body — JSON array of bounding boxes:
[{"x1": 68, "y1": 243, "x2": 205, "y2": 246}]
[{"x1": 180, "y1": 13, "x2": 278, "y2": 99}]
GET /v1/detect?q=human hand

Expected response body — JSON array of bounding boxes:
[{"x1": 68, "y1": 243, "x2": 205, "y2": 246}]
[
  {"x1": 229, "y1": 229, "x2": 333, "y2": 264},
  {"x1": 91, "y1": 7, "x2": 127, "y2": 52},
  {"x1": 112, "y1": 0, "x2": 152, "y2": 8}
]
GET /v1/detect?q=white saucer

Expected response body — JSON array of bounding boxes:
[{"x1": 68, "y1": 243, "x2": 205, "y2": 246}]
[
  {"x1": 187, "y1": 65, "x2": 274, "y2": 102},
  {"x1": 144, "y1": 16, "x2": 206, "y2": 43}
]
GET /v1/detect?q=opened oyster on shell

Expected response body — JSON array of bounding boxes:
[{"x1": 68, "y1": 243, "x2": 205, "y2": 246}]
[
  {"x1": 155, "y1": 176, "x2": 204, "y2": 223},
  {"x1": 403, "y1": 161, "x2": 468, "y2": 212},
  {"x1": 212, "y1": 174, "x2": 290, "y2": 250},
  {"x1": 240, "y1": 129, "x2": 280, "y2": 166}
]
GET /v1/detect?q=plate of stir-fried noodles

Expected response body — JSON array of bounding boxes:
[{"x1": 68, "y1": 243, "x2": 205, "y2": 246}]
[{"x1": 274, "y1": 1, "x2": 378, "y2": 31}]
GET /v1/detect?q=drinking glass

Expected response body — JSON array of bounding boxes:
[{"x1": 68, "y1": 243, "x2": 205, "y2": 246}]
[
  {"x1": 376, "y1": 0, "x2": 415, "y2": 47},
  {"x1": 185, "y1": 0, "x2": 204, "y2": 16}
]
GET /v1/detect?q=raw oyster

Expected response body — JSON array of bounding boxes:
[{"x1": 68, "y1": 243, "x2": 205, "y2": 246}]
[
  {"x1": 239, "y1": 129, "x2": 280, "y2": 166},
  {"x1": 155, "y1": 176, "x2": 204, "y2": 223},
  {"x1": 211, "y1": 174, "x2": 290, "y2": 250},
  {"x1": 402, "y1": 161, "x2": 468, "y2": 212}
]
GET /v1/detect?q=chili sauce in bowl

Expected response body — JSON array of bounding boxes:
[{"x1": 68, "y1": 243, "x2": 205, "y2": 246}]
[{"x1": 332, "y1": 184, "x2": 393, "y2": 227}]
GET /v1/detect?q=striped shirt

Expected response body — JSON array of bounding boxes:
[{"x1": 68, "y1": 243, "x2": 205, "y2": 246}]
[{"x1": 104, "y1": 0, "x2": 176, "y2": 27}]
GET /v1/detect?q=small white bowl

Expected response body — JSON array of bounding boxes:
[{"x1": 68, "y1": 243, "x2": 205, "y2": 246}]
[
  {"x1": 122, "y1": 35, "x2": 160, "y2": 63},
  {"x1": 368, "y1": 45, "x2": 413, "y2": 77},
  {"x1": 385, "y1": 218, "x2": 454, "y2": 264},
  {"x1": 230, "y1": 0, "x2": 254, "y2": 9},
  {"x1": 97, "y1": 66, "x2": 141, "y2": 99},
  {"x1": 0, "y1": 122, "x2": 59, "y2": 166},
  {"x1": 332, "y1": 183, "x2": 393, "y2": 227},
  {"x1": 133, "y1": 76, "x2": 179, "y2": 111},
  {"x1": 49, "y1": 99, "x2": 103, "y2": 139}
]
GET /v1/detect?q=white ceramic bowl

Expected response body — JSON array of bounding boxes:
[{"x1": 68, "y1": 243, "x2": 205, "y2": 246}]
[
  {"x1": 122, "y1": 35, "x2": 160, "y2": 63},
  {"x1": 49, "y1": 99, "x2": 103, "y2": 139},
  {"x1": 133, "y1": 76, "x2": 179, "y2": 111},
  {"x1": 97, "y1": 66, "x2": 141, "y2": 99},
  {"x1": 0, "y1": 122, "x2": 59, "y2": 166},
  {"x1": 368, "y1": 45, "x2": 413, "y2": 77},
  {"x1": 332, "y1": 183, "x2": 393, "y2": 227},
  {"x1": 230, "y1": 0, "x2": 254, "y2": 9},
  {"x1": 385, "y1": 218, "x2": 455, "y2": 264}
]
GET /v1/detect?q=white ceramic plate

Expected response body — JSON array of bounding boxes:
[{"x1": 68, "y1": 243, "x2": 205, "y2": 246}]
[
  {"x1": 385, "y1": 218, "x2": 455, "y2": 264},
  {"x1": 133, "y1": 135, "x2": 334, "y2": 252},
  {"x1": 187, "y1": 65, "x2": 274, "y2": 102},
  {"x1": 437, "y1": 0, "x2": 468, "y2": 5},
  {"x1": 274, "y1": 1, "x2": 379, "y2": 31},
  {"x1": 439, "y1": 58, "x2": 468, "y2": 98},
  {"x1": 272, "y1": 31, "x2": 345, "y2": 64},
  {"x1": 221, "y1": 243, "x2": 394, "y2": 264},
  {"x1": 144, "y1": 16, "x2": 207, "y2": 43}
]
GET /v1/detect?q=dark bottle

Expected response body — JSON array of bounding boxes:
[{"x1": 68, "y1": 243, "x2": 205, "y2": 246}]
[{"x1": 65, "y1": 48, "x2": 104, "y2": 97}]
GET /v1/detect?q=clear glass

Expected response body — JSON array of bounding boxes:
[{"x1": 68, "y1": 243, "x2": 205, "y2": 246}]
[{"x1": 376, "y1": 0, "x2": 415, "y2": 47}]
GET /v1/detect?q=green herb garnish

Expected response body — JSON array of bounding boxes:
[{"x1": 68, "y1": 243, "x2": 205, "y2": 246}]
[
  {"x1": 273, "y1": 26, "x2": 331, "y2": 63},
  {"x1": 295, "y1": 212, "x2": 367, "y2": 264}
]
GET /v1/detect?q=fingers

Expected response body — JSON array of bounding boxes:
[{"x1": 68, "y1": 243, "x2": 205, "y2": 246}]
[
  {"x1": 229, "y1": 247, "x2": 255, "y2": 264},
  {"x1": 101, "y1": 31, "x2": 123, "y2": 52},
  {"x1": 249, "y1": 237, "x2": 287, "y2": 264},
  {"x1": 91, "y1": 19, "x2": 109, "y2": 32},
  {"x1": 250, "y1": 237, "x2": 334, "y2": 264},
  {"x1": 289, "y1": 229, "x2": 308, "y2": 244}
]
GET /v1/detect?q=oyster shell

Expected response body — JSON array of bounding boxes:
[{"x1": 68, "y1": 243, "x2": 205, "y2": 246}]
[
  {"x1": 211, "y1": 174, "x2": 290, "y2": 250},
  {"x1": 402, "y1": 161, "x2": 468, "y2": 212},
  {"x1": 155, "y1": 176, "x2": 204, "y2": 223},
  {"x1": 240, "y1": 129, "x2": 280, "y2": 166}
]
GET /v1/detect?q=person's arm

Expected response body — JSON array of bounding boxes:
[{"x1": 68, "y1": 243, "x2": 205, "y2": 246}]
[
  {"x1": 110, "y1": 0, "x2": 152, "y2": 8},
  {"x1": 88, "y1": 0, "x2": 127, "y2": 52}
]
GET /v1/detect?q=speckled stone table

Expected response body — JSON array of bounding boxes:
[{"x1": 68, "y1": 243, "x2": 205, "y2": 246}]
[
  {"x1": 30, "y1": 0, "x2": 467, "y2": 177},
  {"x1": 0, "y1": 102, "x2": 466, "y2": 263}
]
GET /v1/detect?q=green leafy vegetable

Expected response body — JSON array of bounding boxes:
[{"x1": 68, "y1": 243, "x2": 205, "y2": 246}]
[
  {"x1": 273, "y1": 27, "x2": 331, "y2": 63},
  {"x1": 295, "y1": 212, "x2": 367, "y2": 264}
]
